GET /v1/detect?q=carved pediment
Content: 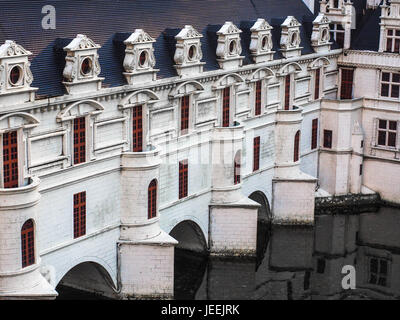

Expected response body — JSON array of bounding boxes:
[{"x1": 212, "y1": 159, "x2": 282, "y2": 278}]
[
  {"x1": 57, "y1": 99, "x2": 104, "y2": 122},
  {"x1": 282, "y1": 16, "x2": 301, "y2": 28},
  {"x1": 217, "y1": 21, "x2": 242, "y2": 35},
  {"x1": 314, "y1": 13, "x2": 331, "y2": 25},
  {"x1": 64, "y1": 34, "x2": 100, "y2": 52},
  {"x1": 250, "y1": 18, "x2": 273, "y2": 32},
  {"x1": 0, "y1": 40, "x2": 32, "y2": 58},
  {"x1": 175, "y1": 25, "x2": 203, "y2": 40},
  {"x1": 124, "y1": 29, "x2": 156, "y2": 44}
]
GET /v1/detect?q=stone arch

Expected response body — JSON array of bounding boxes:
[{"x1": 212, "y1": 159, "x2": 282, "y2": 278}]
[
  {"x1": 277, "y1": 62, "x2": 302, "y2": 76},
  {"x1": 249, "y1": 191, "x2": 272, "y2": 222},
  {"x1": 308, "y1": 56, "x2": 330, "y2": 70},
  {"x1": 213, "y1": 72, "x2": 244, "y2": 89},
  {"x1": 118, "y1": 89, "x2": 159, "y2": 108},
  {"x1": 249, "y1": 191, "x2": 272, "y2": 271},
  {"x1": 56, "y1": 258, "x2": 117, "y2": 299},
  {"x1": 169, "y1": 219, "x2": 208, "y2": 253},
  {"x1": 56, "y1": 256, "x2": 116, "y2": 288},
  {"x1": 248, "y1": 67, "x2": 275, "y2": 82},
  {"x1": 0, "y1": 112, "x2": 40, "y2": 131},
  {"x1": 56, "y1": 99, "x2": 105, "y2": 122},
  {"x1": 169, "y1": 80, "x2": 205, "y2": 98}
]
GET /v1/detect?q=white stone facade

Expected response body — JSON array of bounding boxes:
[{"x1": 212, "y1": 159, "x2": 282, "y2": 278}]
[{"x1": 0, "y1": 0, "x2": 399, "y2": 299}]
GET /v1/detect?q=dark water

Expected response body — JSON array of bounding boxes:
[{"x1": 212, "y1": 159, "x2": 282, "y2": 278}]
[
  {"x1": 57, "y1": 205, "x2": 400, "y2": 300},
  {"x1": 174, "y1": 206, "x2": 400, "y2": 300}
]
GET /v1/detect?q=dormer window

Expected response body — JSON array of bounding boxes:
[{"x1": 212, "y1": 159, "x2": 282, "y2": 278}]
[
  {"x1": 280, "y1": 16, "x2": 302, "y2": 58},
  {"x1": 9, "y1": 65, "x2": 23, "y2": 86},
  {"x1": 123, "y1": 29, "x2": 157, "y2": 84},
  {"x1": 80, "y1": 57, "x2": 92, "y2": 76},
  {"x1": 139, "y1": 50, "x2": 148, "y2": 67},
  {"x1": 173, "y1": 25, "x2": 204, "y2": 76},
  {"x1": 386, "y1": 29, "x2": 400, "y2": 53},
  {"x1": 250, "y1": 18, "x2": 274, "y2": 63},
  {"x1": 216, "y1": 21, "x2": 243, "y2": 69},
  {"x1": 62, "y1": 34, "x2": 103, "y2": 94}
]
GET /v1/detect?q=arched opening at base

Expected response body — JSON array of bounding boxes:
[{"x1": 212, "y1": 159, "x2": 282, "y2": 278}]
[
  {"x1": 170, "y1": 220, "x2": 208, "y2": 300},
  {"x1": 170, "y1": 220, "x2": 208, "y2": 254},
  {"x1": 249, "y1": 191, "x2": 272, "y2": 270},
  {"x1": 56, "y1": 262, "x2": 116, "y2": 300}
]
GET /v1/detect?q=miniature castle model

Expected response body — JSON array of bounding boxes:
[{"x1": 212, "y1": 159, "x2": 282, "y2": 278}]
[{"x1": 0, "y1": 0, "x2": 398, "y2": 299}]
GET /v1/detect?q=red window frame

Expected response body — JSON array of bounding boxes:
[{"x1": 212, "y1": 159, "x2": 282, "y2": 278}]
[
  {"x1": 222, "y1": 87, "x2": 230, "y2": 127},
  {"x1": 340, "y1": 68, "x2": 354, "y2": 100},
  {"x1": 284, "y1": 75, "x2": 291, "y2": 110},
  {"x1": 132, "y1": 105, "x2": 143, "y2": 152},
  {"x1": 323, "y1": 130, "x2": 333, "y2": 149},
  {"x1": 181, "y1": 95, "x2": 190, "y2": 133},
  {"x1": 73, "y1": 117, "x2": 86, "y2": 165},
  {"x1": 255, "y1": 80, "x2": 262, "y2": 116},
  {"x1": 314, "y1": 68, "x2": 321, "y2": 100},
  {"x1": 253, "y1": 137, "x2": 260, "y2": 172},
  {"x1": 73, "y1": 191, "x2": 86, "y2": 238},
  {"x1": 148, "y1": 179, "x2": 157, "y2": 219},
  {"x1": 234, "y1": 152, "x2": 241, "y2": 185},
  {"x1": 311, "y1": 118, "x2": 318, "y2": 150},
  {"x1": 21, "y1": 219, "x2": 35, "y2": 268},
  {"x1": 179, "y1": 160, "x2": 188, "y2": 199},
  {"x1": 3, "y1": 130, "x2": 18, "y2": 188},
  {"x1": 294, "y1": 130, "x2": 300, "y2": 162}
]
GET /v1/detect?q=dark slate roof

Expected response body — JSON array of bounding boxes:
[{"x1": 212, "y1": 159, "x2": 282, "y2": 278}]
[
  {"x1": 0, "y1": 0, "x2": 315, "y2": 98},
  {"x1": 351, "y1": 6, "x2": 381, "y2": 51}
]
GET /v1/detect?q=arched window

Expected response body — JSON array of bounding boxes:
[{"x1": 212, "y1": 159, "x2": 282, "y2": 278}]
[
  {"x1": 294, "y1": 130, "x2": 301, "y2": 162},
  {"x1": 148, "y1": 179, "x2": 157, "y2": 219},
  {"x1": 21, "y1": 219, "x2": 35, "y2": 268},
  {"x1": 234, "y1": 151, "x2": 241, "y2": 185}
]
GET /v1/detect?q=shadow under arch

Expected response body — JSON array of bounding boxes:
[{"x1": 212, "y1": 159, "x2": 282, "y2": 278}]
[
  {"x1": 56, "y1": 261, "x2": 117, "y2": 300},
  {"x1": 170, "y1": 220, "x2": 208, "y2": 300},
  {"x1": 169, "y1": 220, "x2": 208, "y2": 254},
  {"x1": 249, "y1": 191, "x2": 272, "y2": 222},
  {"x1": 249, "y1": 191, "x2": 272, "y2": 271}
]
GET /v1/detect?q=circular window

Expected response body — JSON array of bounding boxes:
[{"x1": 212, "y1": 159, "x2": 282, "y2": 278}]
[
  {"x1": 321, "y1": 28, "x2": 329, "y2": 42},
  {"x1": 290, "y1": 33, "x2": 298, "y2": 46},
  {"x1": 81, "y1": 57, "x2": 92, "y2": 75},
  {"x1": 188, "y1": 45, "x2": 196, "y2": 61},
  {"x1": 139, "y1": 51, "x2": 148, "y2": 67},
  {"x1": 9, "y1": 65, "x2": 23, "y2": 86},
  {"x1": 261, "y1": 36, "x2": 269, "y2": 50},
  {"x1": 229, "y1": 40, "x2": 237, "y2": 54}
]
